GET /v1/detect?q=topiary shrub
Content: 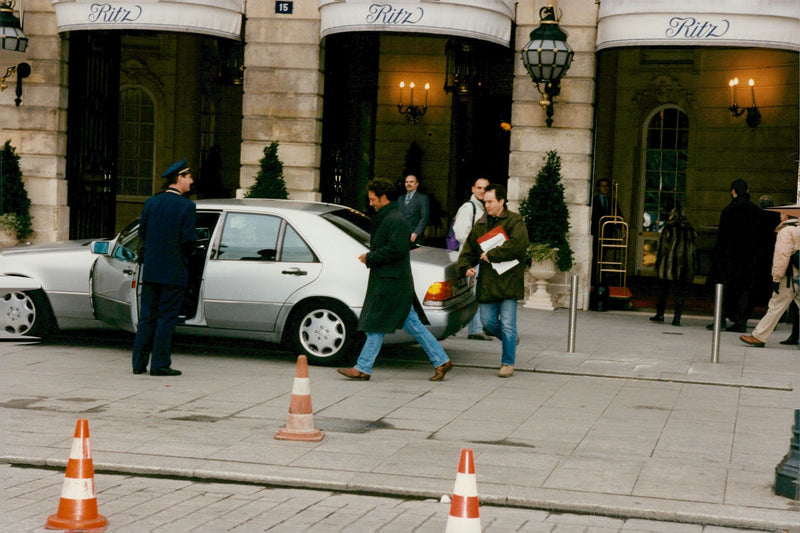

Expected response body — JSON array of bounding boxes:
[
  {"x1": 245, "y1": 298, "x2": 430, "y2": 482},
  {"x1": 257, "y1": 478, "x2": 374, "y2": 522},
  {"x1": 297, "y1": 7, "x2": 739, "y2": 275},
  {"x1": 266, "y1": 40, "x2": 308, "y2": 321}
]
[
  {"x1": 246, "y1": 142, "x2": 289, "y2": 199},
  {"x1": 519, "y1": 150, "x2": 573, "y2": 272},
  {"x1": 0, "y1": 140, "x2": 32, "y2": 240}
]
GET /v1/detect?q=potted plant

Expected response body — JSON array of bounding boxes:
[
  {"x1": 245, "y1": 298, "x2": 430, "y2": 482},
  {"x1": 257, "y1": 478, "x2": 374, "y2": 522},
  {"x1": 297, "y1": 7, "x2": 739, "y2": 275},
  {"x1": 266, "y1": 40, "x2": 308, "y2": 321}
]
[
  {"x1": 519, "y1": 150, "x2": 573, "y2": 309},
  {"x1": 0, "y1": 141, "x2": 33, "y2": 246}
]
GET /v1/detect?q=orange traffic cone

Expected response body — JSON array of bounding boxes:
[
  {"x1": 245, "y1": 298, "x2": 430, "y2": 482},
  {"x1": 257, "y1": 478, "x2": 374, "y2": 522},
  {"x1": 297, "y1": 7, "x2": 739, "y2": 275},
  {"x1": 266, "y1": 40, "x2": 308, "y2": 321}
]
[
  {"x1": 445, "y1": 448, "x2": 481, "y2": 533},
  {"x1": 275, "y1": 355, "x2": 325, "y2": 441},
  {"x1": 46, "y1": 419, "x2": 108, "y2": 530}
]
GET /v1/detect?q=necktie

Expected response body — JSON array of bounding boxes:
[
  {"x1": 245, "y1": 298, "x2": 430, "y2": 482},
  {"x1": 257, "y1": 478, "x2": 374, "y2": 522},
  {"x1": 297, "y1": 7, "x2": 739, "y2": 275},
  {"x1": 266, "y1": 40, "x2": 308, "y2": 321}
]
[{"x1": 406, "y1": 193, "x2": 412, "y2": 205}]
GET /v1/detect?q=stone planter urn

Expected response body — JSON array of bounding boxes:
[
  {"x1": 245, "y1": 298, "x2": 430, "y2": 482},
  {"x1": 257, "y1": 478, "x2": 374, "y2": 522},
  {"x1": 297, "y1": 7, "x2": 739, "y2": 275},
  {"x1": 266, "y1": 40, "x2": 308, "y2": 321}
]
[
  {"x1": 524, "y1": 257, "x2": 558, "y2": 310},
  {"x1": 0, "y1": 228, "x2": 18, "y2": 249}
]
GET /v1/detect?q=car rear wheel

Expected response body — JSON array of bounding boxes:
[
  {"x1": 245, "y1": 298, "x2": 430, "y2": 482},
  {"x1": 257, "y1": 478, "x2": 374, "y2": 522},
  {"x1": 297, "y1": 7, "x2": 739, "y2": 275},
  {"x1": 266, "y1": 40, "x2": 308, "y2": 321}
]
[
  {"x1": 0, "y1": 290, "x2": 49, "y2": 337},
  {"x1": 289, "y1": 299, "x2": 359, "y2": 365}
]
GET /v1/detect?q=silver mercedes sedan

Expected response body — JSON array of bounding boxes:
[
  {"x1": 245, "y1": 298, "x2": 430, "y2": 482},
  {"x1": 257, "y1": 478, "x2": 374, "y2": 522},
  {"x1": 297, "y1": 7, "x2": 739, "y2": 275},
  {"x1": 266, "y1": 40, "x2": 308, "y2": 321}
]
[{"x1": 0, "y1": 199, "x2": 476, "y2": 364}]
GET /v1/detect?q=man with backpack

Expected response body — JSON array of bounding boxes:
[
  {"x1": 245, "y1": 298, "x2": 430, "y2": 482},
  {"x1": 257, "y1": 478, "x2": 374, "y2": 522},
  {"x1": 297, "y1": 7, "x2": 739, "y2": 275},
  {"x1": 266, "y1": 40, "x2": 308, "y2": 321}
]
[{"x1": 451, "y1": 177, "x2": 491, "y2": 340}]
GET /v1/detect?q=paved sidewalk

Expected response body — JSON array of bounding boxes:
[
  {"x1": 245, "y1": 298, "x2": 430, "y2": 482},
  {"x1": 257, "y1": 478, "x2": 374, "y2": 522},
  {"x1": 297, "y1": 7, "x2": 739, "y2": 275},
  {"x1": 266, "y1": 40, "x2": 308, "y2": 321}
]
[{"x1": 1, "y1": 308, "x2": 799, "y2": 530}]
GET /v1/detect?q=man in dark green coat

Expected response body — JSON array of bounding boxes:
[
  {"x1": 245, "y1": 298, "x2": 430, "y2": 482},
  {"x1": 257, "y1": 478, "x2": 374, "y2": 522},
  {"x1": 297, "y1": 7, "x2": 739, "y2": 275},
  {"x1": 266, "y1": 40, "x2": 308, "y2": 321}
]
[
  {"x1": 338, "y1": 178, "x2": 453, "y2": 381},
  {"x1": 458, "y1": 183, "x2": 529, "y2": 377}
]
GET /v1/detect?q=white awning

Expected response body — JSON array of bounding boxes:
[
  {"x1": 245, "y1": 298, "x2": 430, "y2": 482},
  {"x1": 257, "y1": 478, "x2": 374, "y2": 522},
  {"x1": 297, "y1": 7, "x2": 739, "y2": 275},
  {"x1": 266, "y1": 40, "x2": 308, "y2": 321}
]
[
  {"x1": 597, "y1": 0, "x2": 800, "y2": 51},
  {"x1": 319, "y1": 0, "x2": 515, "y2": 47},
  {"x1": 52, "y1": 0, "x2": 244, "y2": 40}
]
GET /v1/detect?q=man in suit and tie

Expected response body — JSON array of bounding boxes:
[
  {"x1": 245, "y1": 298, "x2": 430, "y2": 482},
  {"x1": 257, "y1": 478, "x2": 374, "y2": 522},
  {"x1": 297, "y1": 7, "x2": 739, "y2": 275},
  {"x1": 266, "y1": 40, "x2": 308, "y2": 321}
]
[
  {"x1": 402, "y1": 174, "x2": 429, "y2": 244},
  {"x1": 131, "y1": 159, "x2": 197, "y2": 376}
]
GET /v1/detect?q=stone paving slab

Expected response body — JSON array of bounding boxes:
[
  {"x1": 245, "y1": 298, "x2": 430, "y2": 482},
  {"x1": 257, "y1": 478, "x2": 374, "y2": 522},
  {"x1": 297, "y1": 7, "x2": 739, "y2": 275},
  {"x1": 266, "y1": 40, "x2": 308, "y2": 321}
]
[{"x1": 1, "y1": 308, "x2": 799, "y2": 530}]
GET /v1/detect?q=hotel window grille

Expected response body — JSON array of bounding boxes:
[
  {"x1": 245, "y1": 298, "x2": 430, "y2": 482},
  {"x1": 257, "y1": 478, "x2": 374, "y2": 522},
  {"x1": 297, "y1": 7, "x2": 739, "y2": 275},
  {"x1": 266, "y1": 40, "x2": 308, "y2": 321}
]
[{"x1": 118, "y1": 86, "x2": 155, "y2": 196}]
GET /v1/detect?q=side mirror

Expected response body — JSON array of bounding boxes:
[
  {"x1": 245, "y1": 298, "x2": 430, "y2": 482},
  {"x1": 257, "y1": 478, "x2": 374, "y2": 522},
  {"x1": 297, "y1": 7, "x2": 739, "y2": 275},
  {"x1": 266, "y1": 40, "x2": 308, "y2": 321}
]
[{"x1": 91, "y1": 241, "x2": 110, "y2": 255}]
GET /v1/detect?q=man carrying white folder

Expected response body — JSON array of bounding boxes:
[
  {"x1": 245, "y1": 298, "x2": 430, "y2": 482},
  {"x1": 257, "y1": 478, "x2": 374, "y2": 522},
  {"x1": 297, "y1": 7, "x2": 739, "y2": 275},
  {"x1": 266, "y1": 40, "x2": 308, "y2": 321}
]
[{"x1": 457, "y1": 183, "x2": 529, "y2": 377}]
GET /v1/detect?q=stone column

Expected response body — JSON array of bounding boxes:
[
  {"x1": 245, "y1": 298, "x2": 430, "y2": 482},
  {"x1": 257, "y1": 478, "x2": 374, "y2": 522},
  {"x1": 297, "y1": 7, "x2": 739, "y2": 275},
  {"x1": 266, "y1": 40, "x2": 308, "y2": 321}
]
[
  {"x1": 238, "y1": 2, "x2": 323, "y2": 200},
  {"x1": 509, "y1": 0, "x2": 598, "y2": 309},
  {"x1": 0, "y1": 2, "x2": 68, "y2": 243}
]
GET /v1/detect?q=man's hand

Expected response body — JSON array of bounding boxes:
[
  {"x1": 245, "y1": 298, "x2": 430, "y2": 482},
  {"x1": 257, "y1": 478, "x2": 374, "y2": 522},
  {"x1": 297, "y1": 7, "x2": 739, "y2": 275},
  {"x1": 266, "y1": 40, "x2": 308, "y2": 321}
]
[
  {"x1": 773, "y1": 281, "x2": 781, "y2": 295},
  {"x1": 358, "y1": 253, "x2": 367, "y2": 264},
  {"x1": 465, "y1": 267, "x2": 476, "y2": 277},
  {"x1": 480, "y1": 251, "x2": 490, "y2": 263},
  {"x1": 410, "y1": 233, "x2": 417, "y2": 242}
]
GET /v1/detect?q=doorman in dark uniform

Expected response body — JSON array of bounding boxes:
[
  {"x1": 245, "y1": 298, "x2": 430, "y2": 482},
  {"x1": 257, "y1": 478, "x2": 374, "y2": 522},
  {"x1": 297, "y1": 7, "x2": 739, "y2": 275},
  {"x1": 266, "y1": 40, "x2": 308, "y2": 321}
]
[{"x1": 131, "y1": 159, "x2": 197, "y2": 376}]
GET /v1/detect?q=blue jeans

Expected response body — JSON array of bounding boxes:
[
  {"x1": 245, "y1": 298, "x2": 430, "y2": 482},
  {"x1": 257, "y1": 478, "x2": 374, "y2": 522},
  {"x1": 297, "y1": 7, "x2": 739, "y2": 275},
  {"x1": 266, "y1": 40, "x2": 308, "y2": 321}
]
[
  {"x1": 479, "y1": 300, "x2": 518, "y2": 366},
  {"x1": 467, "y1": 265, "x2": 484, "y2": 335},
  {"x1": 355, "y1": 306, "x2": 450, "y2": 375}
]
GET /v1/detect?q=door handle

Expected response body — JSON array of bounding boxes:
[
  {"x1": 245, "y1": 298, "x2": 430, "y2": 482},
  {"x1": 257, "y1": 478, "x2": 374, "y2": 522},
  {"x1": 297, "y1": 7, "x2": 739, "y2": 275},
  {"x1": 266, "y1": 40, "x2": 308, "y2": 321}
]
[
  {"x1": 123, "y1": 268, "x2": 135, "y2": 275},
  {"x1": 281, "y1": 268, "x2": 307, "y2": 276}
]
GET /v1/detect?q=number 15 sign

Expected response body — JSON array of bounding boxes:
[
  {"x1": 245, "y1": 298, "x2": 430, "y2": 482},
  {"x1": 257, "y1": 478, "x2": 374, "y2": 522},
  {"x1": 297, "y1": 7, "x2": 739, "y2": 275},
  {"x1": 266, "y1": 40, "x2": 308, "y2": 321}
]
[{"x1": 275, "y1": 1, "x2": 293, "y2": 14}]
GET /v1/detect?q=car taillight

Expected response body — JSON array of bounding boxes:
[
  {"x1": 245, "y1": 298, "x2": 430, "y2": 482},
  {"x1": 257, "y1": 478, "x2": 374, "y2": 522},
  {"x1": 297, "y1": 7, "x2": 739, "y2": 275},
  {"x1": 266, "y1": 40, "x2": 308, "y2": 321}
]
[{"x1": 424, "y1": 281, "x2": 453, "y2": 302}]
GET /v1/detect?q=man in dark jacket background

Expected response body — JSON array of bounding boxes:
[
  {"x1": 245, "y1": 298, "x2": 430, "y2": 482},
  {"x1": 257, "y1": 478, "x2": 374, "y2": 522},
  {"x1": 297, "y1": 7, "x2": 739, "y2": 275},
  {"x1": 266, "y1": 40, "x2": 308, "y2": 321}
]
[
  {"x1": 131, "y1": 159, "x2": 197, "y2": 376},
  {"x1": 457, "y1": 183, "x2": 529, "y2": 377},
  {"x1": 710, "y1": 178, "x2": 762, "y2": 333},
  {"x1": 337, "y1": 178, "x2": 452, "y2": 381}
]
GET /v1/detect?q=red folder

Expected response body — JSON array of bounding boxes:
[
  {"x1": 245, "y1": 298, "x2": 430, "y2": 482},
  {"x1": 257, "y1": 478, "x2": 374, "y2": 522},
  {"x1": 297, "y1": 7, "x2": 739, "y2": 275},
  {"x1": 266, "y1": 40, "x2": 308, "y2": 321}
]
[{"x1": 477, "y1": 225, "x2": 508, "y2": 246}]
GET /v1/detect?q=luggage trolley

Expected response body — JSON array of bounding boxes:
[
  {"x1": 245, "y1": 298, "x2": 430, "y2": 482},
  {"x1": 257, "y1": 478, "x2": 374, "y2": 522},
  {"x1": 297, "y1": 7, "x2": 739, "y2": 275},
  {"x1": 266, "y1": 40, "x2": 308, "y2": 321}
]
[{"x1": 595, "y1": 181, "x2": 632, "y2": 305}]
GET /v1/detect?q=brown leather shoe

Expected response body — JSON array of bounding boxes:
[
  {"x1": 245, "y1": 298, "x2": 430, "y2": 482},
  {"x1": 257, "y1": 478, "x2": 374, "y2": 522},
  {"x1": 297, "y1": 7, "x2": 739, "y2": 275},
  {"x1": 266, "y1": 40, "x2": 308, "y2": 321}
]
[
  {"x1": 739, "y1": 334, "x2": 765, "y2": 348},
  {"x1": 429, "y1": 360, "x2": 453, "y2": 381},
  {"x1": 337, "y1": 367, "x2": 371, "y2": 380}
]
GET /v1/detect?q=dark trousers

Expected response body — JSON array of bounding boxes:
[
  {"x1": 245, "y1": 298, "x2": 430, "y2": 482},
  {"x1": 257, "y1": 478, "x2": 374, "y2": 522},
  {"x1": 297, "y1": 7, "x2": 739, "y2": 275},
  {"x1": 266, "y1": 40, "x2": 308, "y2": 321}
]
[
  {"x1": 132, "y1": 282, "x2": 185, "y2": 371},
  {"x1": 655, "y1": 278, "x2": 686, "y2": 318},
  {"x1": 724, "y1": 285, "x2": 752, "y2": 329}
]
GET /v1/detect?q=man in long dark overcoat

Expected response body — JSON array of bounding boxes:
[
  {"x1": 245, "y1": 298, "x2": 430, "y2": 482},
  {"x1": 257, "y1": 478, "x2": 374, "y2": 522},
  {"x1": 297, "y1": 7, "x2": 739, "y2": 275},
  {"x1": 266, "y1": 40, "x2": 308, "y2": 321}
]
[
  {"x1": 711, "y1": 178, "x2": 762, "y2": 332},
  {"x1": 131, "y1": 159, "x2": 197, "y2": 376},
  {"x1": 337, "y1": 178, "x2": 452, "y2": 381}
]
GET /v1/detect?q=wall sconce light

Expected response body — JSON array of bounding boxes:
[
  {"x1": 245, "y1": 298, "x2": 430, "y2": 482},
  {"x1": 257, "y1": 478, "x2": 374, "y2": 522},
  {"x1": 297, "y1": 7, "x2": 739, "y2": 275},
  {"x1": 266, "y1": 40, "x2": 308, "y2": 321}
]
[
  {"x1": 397, "y1": 80, "x2": 429, "y2": 124},
  {"x1": 520, "y1": 3, "x2": 574, "y2": 128},
  {"x1": 728, "y1": 77, "x2": 761, "y2": 128}
]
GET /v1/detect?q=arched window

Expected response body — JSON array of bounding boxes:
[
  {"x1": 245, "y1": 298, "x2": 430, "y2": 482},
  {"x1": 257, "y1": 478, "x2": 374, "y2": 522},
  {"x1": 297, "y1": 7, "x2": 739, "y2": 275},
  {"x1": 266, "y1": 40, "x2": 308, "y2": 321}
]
[
  {"x1": 642, "y1": 107, "x2": 689, "y2": 231},
  {"x1": 639, "y1": 106, "x2": 689, "y2": 271},
  {"x1": 118, "y1": 86, "x2": 155, "y2": 196}
]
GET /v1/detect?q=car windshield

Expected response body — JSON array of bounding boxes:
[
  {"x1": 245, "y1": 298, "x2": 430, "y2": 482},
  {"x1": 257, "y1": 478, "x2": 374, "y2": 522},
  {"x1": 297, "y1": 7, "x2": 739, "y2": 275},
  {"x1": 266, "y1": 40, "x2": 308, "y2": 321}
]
[{"x1": 321, "y1": 208, "x2": 372, "y2": 246}]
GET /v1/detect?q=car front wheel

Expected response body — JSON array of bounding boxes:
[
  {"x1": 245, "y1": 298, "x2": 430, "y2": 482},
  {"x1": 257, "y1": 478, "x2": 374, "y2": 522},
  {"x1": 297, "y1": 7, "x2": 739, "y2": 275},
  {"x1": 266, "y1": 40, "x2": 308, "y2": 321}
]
[
  {"x1": 288, "y1": 299, "x2": 359, "y2": 365},
  {"x1": 0, "y1": 290, "x2": 49, "y2": 337}
]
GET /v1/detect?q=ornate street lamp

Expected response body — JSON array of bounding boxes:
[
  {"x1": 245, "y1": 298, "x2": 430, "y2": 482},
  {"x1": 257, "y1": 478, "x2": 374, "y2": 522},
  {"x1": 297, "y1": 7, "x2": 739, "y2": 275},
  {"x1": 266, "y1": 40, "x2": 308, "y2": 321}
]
[
  {"x1": 0, "y1": 0, "x2": 29, "y2": 105},
  {"x1": 520, "y1": 3, "x2": 574, "y2": 127},
  {"x1": 0, "y1": 0, "x2": 27, "y2": 53}
]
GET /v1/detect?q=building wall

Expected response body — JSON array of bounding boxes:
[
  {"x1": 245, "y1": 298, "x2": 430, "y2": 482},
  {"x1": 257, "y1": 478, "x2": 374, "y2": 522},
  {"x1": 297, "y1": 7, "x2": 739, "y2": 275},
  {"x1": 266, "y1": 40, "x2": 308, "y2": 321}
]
[
  {"x1": 510, "y1": 0, "x2": 599, "y2": 308},
  {"x1": 0, "y1": 0, "x2": 68, "y2": 243},
  {"x1": 238, "y1": 1, "x2": 323, "y2": 200}
]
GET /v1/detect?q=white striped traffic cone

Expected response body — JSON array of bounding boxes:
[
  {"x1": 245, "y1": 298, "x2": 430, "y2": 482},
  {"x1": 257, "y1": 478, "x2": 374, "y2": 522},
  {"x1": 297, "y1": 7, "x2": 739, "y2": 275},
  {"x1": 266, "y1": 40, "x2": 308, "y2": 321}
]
[
  {"x1": 45, "y1": 419, "x2": 108, "y2": 530},
  {"x1": 274, "y1": 355, "x2": 325, "y2": 441},
  {"x1": 445, "y1": 448, "x2": 481, "y2": 532}
]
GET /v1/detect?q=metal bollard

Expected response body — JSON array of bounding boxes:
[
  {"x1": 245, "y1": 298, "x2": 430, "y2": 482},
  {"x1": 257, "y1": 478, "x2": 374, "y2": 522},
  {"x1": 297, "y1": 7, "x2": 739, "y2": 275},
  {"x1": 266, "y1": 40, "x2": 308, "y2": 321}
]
[
  {"x1": 567, "y1": 275, "x2": 578, "y2": 353},
  {"x1": 711, "y1": 283, "x2": 723, "y2": 363}
]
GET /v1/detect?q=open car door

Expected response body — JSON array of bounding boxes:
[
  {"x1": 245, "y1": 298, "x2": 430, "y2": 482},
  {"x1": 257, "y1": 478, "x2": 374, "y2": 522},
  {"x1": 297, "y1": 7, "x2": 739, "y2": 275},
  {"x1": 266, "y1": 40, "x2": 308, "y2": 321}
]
[{"x1": 90, "y1": 220, "x2": 141, "y2": 332}]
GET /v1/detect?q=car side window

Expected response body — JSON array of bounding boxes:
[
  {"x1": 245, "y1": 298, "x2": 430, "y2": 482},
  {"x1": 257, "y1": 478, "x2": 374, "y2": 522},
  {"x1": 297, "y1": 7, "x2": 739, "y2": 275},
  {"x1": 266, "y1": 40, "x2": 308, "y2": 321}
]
[
  {"x1": 111, "y1": 220, "x2": 142, "y2": 263},
  {"x1": 217, "y1": 213, "x2": 280, "y2": 261},
  {"x1": 281, "y1": 224, "x2": 316, "y2": 263}
]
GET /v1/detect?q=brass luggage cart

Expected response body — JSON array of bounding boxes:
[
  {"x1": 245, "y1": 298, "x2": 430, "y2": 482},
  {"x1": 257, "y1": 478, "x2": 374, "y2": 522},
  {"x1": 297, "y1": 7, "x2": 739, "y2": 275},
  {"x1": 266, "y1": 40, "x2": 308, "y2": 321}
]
[{"x1": 595, "y1": 182, "x2": 632, "y2": 304}]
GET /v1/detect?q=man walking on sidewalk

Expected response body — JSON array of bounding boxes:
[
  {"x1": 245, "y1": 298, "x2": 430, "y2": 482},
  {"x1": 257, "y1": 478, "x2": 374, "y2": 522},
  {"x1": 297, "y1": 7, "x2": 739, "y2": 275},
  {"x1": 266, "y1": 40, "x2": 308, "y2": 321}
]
[
  {"x1": 457, "y1": 183, "x2": 529, "y2": 377},
  {"x1": 337, "y1": 178, "x2": 452, "y2": 382},
  {"x1": 740, "y1": 214, "x2": 800, "y2": 348}
]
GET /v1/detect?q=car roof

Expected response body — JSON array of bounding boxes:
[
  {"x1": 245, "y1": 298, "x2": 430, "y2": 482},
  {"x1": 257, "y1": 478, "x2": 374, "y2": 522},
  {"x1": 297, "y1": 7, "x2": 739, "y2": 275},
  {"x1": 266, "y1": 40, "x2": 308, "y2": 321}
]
[{"x1": 195, "y1": 198, "x2": 350, "y2": 215}]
